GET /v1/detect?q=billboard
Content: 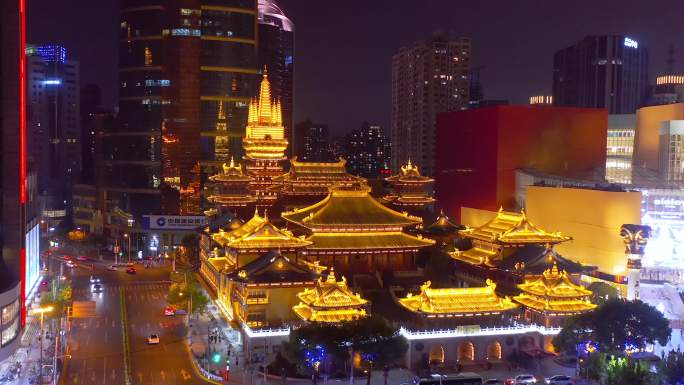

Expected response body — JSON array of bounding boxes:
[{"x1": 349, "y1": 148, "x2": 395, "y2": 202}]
[
  {"x1": 142, "y1": 215, "x2": 207, "y2": 231},
  {"x1": 640, "y1": 189, "x2": 684, "y2": 269}
]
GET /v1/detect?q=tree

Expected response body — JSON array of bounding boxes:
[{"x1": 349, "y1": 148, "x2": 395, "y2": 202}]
[
  {"x1": 281, "y1": 316, "x2": 407, "y2": 377},
  {"x1": 166, "y1": 276, "x2": 209, "y2": 315},
  {"x1": 660, "y1": 349, "x2": 684, "y2": 385},
  {"x1": 604, "y1": 355, "x2": 655, "y2": 385},
  {"x1": 180, "y1": 233, "x2": 200, "y2": 266},
  {"x1": 40, "y1": 279, "x2": 72, "y2": 318},
  {"x1": 587, "y1": 282, "x2": 618, "y2": 305},
  {"x1": 553, "y1": 298, "x2": 671, "y2": 354}
]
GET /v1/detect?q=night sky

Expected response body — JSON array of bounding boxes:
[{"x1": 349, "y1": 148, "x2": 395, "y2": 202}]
[{"x1": 28, "y1": 0, "x2": 684, "y2": 136}]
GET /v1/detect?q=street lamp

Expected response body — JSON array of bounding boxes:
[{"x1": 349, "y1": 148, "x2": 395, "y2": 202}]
[
  {"x1": 123, "y1": 233, "x2": 132, "y2": 263},
  {"x1": 31, "y1": 305, "x2": 54, "y2": 380}
]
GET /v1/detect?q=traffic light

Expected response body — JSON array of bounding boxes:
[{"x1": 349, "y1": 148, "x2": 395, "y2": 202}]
[{"x1": 212, "y1": 352, "x2": 221, "y2": 364}]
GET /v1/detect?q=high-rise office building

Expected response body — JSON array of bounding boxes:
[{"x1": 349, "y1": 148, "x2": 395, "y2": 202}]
[
  {"x1": 113, "y1": 0, "x2": 259, "y2": 225},
  {"x1": 80, "y1": 84, "x2": 102, "y2": 185},
  {"x1": 293, "y1": 119, "x2": 332, "y2": 162},
  {"x1": 257, "y1": 0, "x2": 294, "y2": 157},
  {"x1": 553, "y1": 35, "x2": 649, "y2": 114},
  {"x1": 0, "y1": 0, "x2": 26, "y2": 361},
  {"x1": 345, "y1": 122, "x2": 391, "y2": 178},
  {"x1": 26, "y1": 44, "x2": 81, "y2": 227},
  {"x1": 391, "y1": 34, "x2": 471, "y2": 176}
]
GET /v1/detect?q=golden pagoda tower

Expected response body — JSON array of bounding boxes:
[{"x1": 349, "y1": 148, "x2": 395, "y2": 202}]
[
  {"x1": 206, "y1": 157, "x2": 256, "y2": 218},
  {"x1": 293, "y1": 268, "x2": 369, "y2": 323},
  {"x1": 215, "y1": 101, "x2": 230, "y2": 163},
  {"x1": 383, "y1": 159, "x2": 435, "y2": 213},
  {"x1": 513, "y1": 262, "x2": 596, "y2": 327},
  {"x1": 243, "y1": 68, "x2": 288, "y2": 210}
]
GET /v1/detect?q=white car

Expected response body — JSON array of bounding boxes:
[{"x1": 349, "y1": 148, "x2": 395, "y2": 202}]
[
  {"x1": 89, "y1": 275, "x2": 101, "y2": 284},
  {"x1": 147, "y1": 334, "x2": 160, "y2": 345},
  {"x1": 545, "y1": 375, "x2": 573, "y2": 385},
  {"x1": 91, "y1": 283, "x2": 103, "y2": 293},
  {"x1": 107, "y1": 265, "x2": 117, "y2": 271},
  {"x1": 66, "y1": 261, "x2": 76, "y2": 268},
  {"x1": 515, "y1": 375, "x2": 537, "y2": 385}
]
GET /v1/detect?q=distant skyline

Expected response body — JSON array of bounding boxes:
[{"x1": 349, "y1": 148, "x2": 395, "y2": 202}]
[{"x1": 29, "y1": 0, "x2": 684, "y2": 135}]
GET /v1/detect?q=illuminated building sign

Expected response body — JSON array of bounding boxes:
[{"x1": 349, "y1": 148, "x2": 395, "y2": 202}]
[
  {"x1": 624, "y1": 38, "x2": 638, "y2": 49},
  {"x1": 43, "y1": 79, "x2": 61, "y2": 85},
  {"x1": 143, "y1": 215, "x2": 207, "y2": 230}
]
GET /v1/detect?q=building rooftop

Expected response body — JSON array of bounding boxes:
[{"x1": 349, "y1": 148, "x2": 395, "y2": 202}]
[
  {"x1": 304, "y1": 232, "x2": 434, "y2": 250},
  {"x1": 212, "y1": 209, "x2": 311, "y2": 250},
  {"x1": 225, "y1": 250, "x2": 319, "y2": 285},
  {"x1": 293, "y1": 268, "x2": 368, "y2": 323},
  {"x1": 282, "y1": 182, "x2": 422, "y2": 229},
  {"x1": 513, "y1": 263, "x2": 597, "y2": 314},
  {"x1": 398, "y1": 279, "x2": 518, "y2": 317},
  {"x1": 459, "y1": 208, "x2": 571, "y2": 245}
]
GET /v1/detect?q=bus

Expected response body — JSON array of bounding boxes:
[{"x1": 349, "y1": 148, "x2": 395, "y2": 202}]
[{"x1": 411, "y1": 373, "x2": 483, "y2": 385}]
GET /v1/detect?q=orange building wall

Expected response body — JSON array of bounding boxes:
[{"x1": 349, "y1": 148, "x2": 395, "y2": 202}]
[
  {"x1": 525, "y1": 186, "x2": 641, "y2": 274},
  {"x1": 634, "y1": 103, "x2": 684, "y2": 170}
]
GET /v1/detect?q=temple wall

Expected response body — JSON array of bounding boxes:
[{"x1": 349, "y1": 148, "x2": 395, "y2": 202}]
[{"x1": 526, "y1": 186, "x2": 641, "y2": 274}]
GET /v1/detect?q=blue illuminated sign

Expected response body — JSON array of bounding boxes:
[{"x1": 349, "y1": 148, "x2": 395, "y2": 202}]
[{"x1": 624, "y1": 38, "x2": 638, "y2": 49}]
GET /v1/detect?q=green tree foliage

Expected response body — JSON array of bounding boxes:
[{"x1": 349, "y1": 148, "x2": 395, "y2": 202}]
[
  {"x1": 587, "y1": 281, "x2": 618, "y2": 305},
  {"x1": 553, "y1": 298, "x2": 671, "y2": 354},
  {"x1": 40, "y1": 279, "x2": 72, "y2": 318},
  {"x1": 660, "y1": 349, "x2": 684, "y2": 385},
  {"x1": 281, "y1": 316, "x2": 407, "y2": 377},
  {"x1": 604, "y1": 356, "x2": 655, "y2": 385},
  {"x1": 166, "y1": 275, "x2": 209, "y2": 315}
]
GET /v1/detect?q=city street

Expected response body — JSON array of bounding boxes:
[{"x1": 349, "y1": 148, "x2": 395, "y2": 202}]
[{"x1": 57, "y1": 252, "x2": 210, "y2": 385}]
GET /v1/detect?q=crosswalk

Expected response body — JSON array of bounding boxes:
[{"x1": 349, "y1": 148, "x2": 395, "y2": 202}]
[
  {"x1": 20, "y1": 316, "x2": 39, "y2": 345},
  {"x1": 73, "y1": 284, "x2": 169, "y2": 295}
]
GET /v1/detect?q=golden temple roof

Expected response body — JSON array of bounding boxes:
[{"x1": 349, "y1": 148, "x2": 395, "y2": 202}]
[
  {"x1": 208, "y1": 157, "x2": 252, "y2": 183},
  {"x1": 305, "y1": 232, "x2": 434, "y2": 250},
  {"x1": 282, "y1": 183, "x2": 423, "y2": 229},
  {"x1": 274, "y1": 157, "x2": 361, "y2": 194},
  {"x1": 385, "y1": 159, "x2": 434, "y2": 183},
  {"x1": 513, "y1": 262, "x2": 597, "y2": 314},
  {"x1": 213, "y1": 209, "x2": 311, "y2": 250},
  {"x1": 459, "y1": 208, "x2": 571, "y2": 245},
  {"x1": 399, "y1": 279, "x2": 518, "y2": 317},
  {"x1": 293, "y1": 268, "x2": 368, "y2": 323}
]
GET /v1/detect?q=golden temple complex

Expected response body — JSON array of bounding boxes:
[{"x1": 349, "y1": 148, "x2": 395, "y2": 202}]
[
  {"x1": 282, "y1": 182, "x2": 434, "y2": 274},
  {"x1": 243, "y1": 69, "x2": 288, "y2": 209},
  {"x1": 293, "y1": 268, "x2": 368, "y2": 323},
  {"x1": 226, "y1": 251, "x2": 320, "y2": 328},
  {"x1": 214, "y1": 101, "x2": 230, "y2": 163},
  {"x1": 274, "y1": 157, "x2": 362, "y2": 209},
  {"x1": 383, "y1": 159, "x2": 435, "y2": 212},
  {"x1": 399, "y1": 279, "x2": 518, "y2": 318},
  {"x1": 513, "y1": 262, "x2": 596, "y2": 327},
  {"x1": 452, "y1": 209, "x2": 571, "y2": 267},
  {"x1": 206, "y1": 157, "x2": 256, "y2": 216}
]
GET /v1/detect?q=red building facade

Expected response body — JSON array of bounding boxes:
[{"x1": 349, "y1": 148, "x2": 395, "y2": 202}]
[{"x1": 435, "y1": 105, "x2": 607, "y2": 218}]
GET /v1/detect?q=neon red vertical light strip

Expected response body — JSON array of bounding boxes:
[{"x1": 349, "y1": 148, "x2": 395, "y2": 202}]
[{"x1": 19, "y1": 0, "x2": 27, "y2": 327}]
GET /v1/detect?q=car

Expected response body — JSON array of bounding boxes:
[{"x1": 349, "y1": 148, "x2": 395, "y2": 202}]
[
  {"x1": 89, "y1": 275, "x2": 101, "y2": 284},
  {"x1": 174, "y1": 309, "x2": 187, "y2": 315},
  {"x1": 125, "y1": 267, "x2": 137, "y2": 274},
  {"x1": 545, "y1": 375, "x2": 573, "y2": 385},
  {"x1": 66, "y1": 261, "x2": 76, "y2": 268},
  {"x1": 107, "y1": 265, "x2": 117, "y2": 271},
  {"x1": 515, "y1": 375, "x2": 538, "y2": 385},
  {"x1": 147, "y1": 334, "x2": 160, "y2": 345},
  {"x1": 76, "y1": 256, "x2": 88, "y2": 261},
  {"x1": 485, "y1": 380, "x2": 505, "y2": 385},
  {"x1": 504, "y1": 380, "x2": 515, "y2": 385},
  {"x1": 163, "y1": 306, "x2": 176, "y2": 316},
  {"x1": 40, "y1": 278, "x2": 49, "y2": 286},
  {"x1": 91, "y1": 283, "x2": 103, "y2": 293}
]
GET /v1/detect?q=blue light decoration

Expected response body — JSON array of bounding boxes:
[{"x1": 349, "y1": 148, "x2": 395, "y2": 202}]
[
  {"x1": 623, "y1": 342, "x2": 639, "y2": 356},
  {"x1": 304, "y1": 345, "x2": 326, "y2": 369},
  {"x1": 361, "y1": 352, "x2": 377, "y2": 363},
  {"x1": 577, "y1": 341, "x2": 599, "y2": 357}
]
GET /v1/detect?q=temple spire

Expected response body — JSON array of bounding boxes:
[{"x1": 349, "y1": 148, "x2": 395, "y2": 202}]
[{"x1": 257, "y1": 69, "x2": 273, "y2": 122}]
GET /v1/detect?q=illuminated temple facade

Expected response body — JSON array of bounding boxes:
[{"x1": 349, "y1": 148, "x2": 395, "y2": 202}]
[
  {"x1": 293, "y1": 268, "x2": 368, "y2": 323},
  {"x1": 205, "y1": 157, "x2": 255, "y2": 218},
  {"x1": 383, "y1": 159, "x2": 435, "y2": 214},
  {"x1": 399, "y1": 279, "x2": 518, "y2": 319},
  {"x1": 513, "y1": 263, "x2": 597, "y2": 327},
  {"x1": 243, "y1": 69, "x2": 288, "y2": 210},
  {"x1": 282, "y1": 182, "x2": 435, "y2": 274},
  {"x1": 274, "y1": 157, "x2": 361, "y2": 210}
]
